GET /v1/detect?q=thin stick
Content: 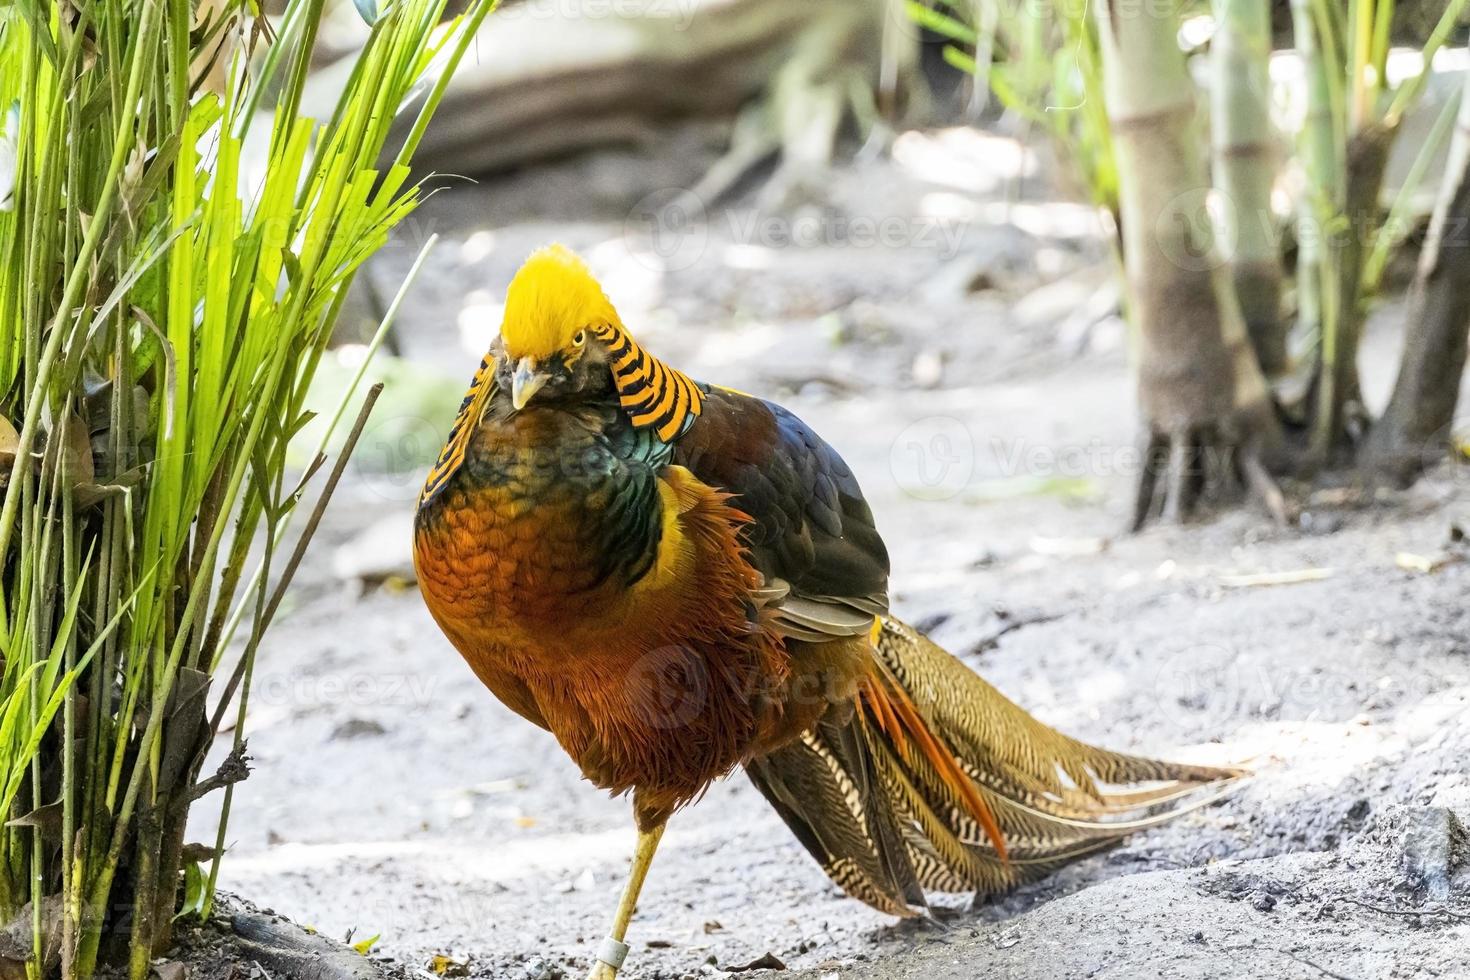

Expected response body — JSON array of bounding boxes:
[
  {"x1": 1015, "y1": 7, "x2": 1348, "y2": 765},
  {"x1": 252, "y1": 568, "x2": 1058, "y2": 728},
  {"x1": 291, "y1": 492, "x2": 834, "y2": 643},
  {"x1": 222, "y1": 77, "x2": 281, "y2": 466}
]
[
  {"x1": 1339, "y1": 897, "x2": 1470, "y2": 921},
  {"x1": 201, "y1": 382, "x2": 383, "y2": 913},
  {"x1": 1241, "y1": 448, "x2": 1290, "y2": 527},
  {"x1": 207, "y1": 382, "x2": 384, "y2": 738},
  {"x1": 1282, "y1": 950, "x2": 1359, "y2": 980}
]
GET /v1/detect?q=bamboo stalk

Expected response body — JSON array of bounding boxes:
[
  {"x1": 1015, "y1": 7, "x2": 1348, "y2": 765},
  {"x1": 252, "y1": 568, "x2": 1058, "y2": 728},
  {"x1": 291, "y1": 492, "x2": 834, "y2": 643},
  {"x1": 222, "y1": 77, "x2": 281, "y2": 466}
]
[
  {"x1": 1096, "y1": 3, "x2": 1275, "y2": 421},
  {"x1": 1312, "y1": 121, "x2": 1394, "y2": 459},
  {"x1": 1096, "y1": 0, "x2": 1281, "y2": 523},
  {"x1": 1290, "y1": 0, "x2": 1339, "y2": 364},
  {"x1": 1364, "y1": 67, "x2": 1470, "y2": 483},
  {"x1": 1212, "y1": 0, "x2": 1287, "y2": 376}
]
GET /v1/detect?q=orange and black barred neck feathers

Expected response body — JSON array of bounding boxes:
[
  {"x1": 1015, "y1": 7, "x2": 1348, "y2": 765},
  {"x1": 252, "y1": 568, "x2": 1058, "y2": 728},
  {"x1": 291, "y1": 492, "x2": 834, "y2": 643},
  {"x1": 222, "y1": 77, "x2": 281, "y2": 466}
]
[
  {"x1": 590, "y1": 319, "x2": 704, "y2": 443},
  {"x1": 419, "y1": 353, "x2": 496, "y2": 508}
]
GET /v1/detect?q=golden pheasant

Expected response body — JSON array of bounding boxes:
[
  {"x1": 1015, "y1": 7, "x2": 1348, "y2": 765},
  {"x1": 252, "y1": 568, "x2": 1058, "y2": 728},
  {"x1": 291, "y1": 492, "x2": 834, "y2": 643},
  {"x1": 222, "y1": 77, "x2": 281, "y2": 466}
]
[{"x1": 413, "y1": 245, "x2": 1239, "y2": 979}]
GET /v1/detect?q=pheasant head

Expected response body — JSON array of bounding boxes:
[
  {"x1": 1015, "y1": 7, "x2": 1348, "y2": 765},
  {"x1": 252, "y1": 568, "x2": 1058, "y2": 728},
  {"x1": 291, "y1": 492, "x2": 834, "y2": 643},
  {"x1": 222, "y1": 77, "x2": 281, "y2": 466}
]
[
  {"x1": 497, "y1": 244, "x2": 621, "y2": 410},
  {"x1": 495, "y1": 244, "x2": 703, "y2": 440}
]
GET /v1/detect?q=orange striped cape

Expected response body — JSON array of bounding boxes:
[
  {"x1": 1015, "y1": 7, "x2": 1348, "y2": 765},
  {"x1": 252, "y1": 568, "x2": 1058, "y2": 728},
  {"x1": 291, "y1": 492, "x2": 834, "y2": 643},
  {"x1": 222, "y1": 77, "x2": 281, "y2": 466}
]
[{"x1": 591, "y1": 320, "x2": 704, "y2": 442}]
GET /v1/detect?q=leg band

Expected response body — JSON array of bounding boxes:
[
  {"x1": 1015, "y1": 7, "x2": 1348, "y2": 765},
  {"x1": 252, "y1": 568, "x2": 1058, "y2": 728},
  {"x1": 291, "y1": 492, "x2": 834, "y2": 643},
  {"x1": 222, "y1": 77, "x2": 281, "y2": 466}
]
[{"x1": 596, "y1": 937, "x2": 630, "y2": 970}]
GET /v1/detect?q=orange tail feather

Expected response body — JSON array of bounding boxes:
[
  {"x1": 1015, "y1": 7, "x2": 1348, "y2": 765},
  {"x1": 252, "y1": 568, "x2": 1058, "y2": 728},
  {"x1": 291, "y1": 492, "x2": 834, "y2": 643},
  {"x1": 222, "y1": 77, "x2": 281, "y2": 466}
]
[{"x1": 860, "y1": 666, "x2": 1009, "y2": 862}]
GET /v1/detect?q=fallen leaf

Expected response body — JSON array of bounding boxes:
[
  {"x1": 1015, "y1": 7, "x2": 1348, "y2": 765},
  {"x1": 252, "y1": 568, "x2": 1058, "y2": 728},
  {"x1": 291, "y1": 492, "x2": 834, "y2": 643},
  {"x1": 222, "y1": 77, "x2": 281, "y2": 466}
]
[
  {"x1": 728, "y1": 953, "x2": 787, "y2": 972},
  {"x1": 428, "y1": 954, "x2": 469, "y2": 977},
  {"x1": 1219, "y1": 568, "x2": 1333, "y2": 588},
  {"x1": 1396, "y1": 552, "x2": 1459, "y2": 575},
  {"x1": 180, "y1": 842, "x2": 220, "y2": 863},
  {"x1": 0, "y1": 415, "x2": 16, "y2": 468},
  {"x1": 5, "y1": 802, "x2": 63, "y2": 841},
  {"x1": 60, "y1": 413, "x2": 94, "y2": 484},
  {"x1": 351, "y1": 933, "x2": 380, "y2": 956}
]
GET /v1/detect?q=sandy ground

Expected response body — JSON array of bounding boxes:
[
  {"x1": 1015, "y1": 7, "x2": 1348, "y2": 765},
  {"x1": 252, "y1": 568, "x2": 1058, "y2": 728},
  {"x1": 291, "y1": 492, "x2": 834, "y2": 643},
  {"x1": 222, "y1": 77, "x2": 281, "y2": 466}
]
[{"x1": 188, "y1": 125, "x2": 1470, "y2": 980}]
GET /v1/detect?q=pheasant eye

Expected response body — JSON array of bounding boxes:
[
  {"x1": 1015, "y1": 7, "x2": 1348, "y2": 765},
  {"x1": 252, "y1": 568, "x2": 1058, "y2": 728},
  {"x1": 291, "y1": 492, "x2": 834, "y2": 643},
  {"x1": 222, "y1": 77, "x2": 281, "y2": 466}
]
[{"x1": 572, "y1": 329, "x2": 586, "y2": 347}]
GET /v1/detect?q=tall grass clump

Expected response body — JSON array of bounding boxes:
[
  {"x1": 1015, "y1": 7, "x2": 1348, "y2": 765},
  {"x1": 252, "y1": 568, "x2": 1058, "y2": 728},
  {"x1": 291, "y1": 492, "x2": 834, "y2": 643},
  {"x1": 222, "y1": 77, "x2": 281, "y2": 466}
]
[{"x1": 0, "y1": 0, "x2": 493, "y2": 977}]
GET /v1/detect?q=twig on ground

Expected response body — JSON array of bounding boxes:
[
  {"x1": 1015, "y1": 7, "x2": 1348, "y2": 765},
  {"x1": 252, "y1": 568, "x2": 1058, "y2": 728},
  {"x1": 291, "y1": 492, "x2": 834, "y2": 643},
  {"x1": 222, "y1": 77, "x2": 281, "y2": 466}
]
[
  {"x1": 1280, "y1": 950, "x2": 1360, "y2": 980},
  {"x1": 969, "y1": 611, "x2": 1064, "y2": 655},
  {"x1": 1241, "y1": 449, "x2": 1291, "y2": 526},
  {"x1": 1339, "y1": 897, "x2": 1470, "y2": 921},
  {"x1": 1219, "y1": 568, "x2": 1335, "y2": 588}
]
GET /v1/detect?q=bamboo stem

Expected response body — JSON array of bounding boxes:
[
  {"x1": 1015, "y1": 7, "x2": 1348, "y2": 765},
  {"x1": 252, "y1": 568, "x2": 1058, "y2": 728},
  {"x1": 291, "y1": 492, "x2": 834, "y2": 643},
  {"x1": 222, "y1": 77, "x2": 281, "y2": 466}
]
[
  {"x1": 1364, "y1": 68, "x2": 1470, "y2": 482},
  {"x1": 1212, "y1": 0, "x2": 1286, "y2": 377},
  {"x1": 1291, "y1": 0, "x2": 1338, "y2": 356}
]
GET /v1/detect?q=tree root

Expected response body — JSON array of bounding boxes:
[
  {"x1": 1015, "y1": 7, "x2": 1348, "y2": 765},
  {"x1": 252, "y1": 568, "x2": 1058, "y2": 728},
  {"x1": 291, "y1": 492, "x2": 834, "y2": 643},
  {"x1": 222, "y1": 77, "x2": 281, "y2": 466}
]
[
  {"x1": 1131, "y1": 427, "x2": 1291, "y2": 531},
  {"x1": 302, "y1": 0, "x2": 924, "y2": 209},
  {"x1": 0, "y1": 897, "x2": 61, "y2": 980},
  {"x1": 231, "y1": 911, "x2": 390, "y2": 980},
  {"x1": 688, "y1": 4, "x2": 892, "y2": 210}
]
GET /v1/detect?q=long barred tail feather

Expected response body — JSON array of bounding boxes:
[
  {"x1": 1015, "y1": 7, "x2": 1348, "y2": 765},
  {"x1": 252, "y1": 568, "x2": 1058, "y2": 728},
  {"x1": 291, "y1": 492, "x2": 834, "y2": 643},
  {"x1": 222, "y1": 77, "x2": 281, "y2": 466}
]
[{"x1": 745, "y1": 617, "x2": 1243, "y2": 915}]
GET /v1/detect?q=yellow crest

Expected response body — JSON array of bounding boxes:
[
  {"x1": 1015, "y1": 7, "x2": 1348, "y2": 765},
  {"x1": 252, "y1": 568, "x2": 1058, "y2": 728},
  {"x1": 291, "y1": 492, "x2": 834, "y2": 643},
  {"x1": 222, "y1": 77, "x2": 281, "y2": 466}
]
[
  {"x1": 499, "y1": 244, "x2": 704, "y2": 441},
  {"x1": 500, "y1": 244, "x2": 618, "y2": 360}
]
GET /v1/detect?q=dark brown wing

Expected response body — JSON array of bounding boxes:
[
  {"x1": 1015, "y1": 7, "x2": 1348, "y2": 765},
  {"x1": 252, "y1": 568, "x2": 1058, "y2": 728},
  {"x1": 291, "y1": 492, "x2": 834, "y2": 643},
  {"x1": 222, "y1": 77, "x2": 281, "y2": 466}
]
[{"x1": 671, "y1": 386, "x2": 889, "y2": 640}]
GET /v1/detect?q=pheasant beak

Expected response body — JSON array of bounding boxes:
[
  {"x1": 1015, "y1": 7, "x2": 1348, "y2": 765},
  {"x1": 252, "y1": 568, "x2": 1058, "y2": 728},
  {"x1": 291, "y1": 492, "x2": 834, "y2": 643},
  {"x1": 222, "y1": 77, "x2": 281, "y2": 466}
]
[{"x1": 511, "y1": 356, "x2": 549, "y2": 411}]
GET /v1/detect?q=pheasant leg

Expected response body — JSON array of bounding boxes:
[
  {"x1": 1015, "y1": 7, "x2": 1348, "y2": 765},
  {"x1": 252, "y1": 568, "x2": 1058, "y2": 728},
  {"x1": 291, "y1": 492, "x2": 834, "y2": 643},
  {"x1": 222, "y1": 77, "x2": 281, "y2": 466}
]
[{"x1": 587, "y1": 822, "x2": 666, "y2": 980}]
